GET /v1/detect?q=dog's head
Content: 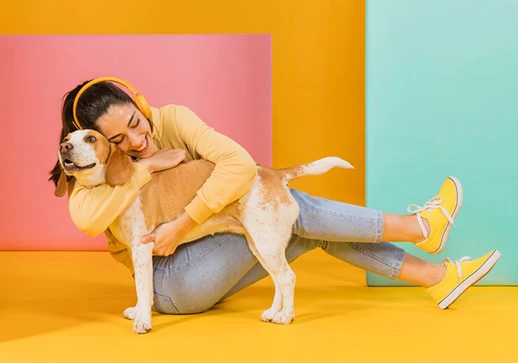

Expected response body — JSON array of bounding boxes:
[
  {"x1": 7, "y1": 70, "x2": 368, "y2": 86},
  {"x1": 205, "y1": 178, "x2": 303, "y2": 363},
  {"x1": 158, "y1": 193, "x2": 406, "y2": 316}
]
[{"x1": 54, "y1": 129, "x2": 135, "y2": 197}]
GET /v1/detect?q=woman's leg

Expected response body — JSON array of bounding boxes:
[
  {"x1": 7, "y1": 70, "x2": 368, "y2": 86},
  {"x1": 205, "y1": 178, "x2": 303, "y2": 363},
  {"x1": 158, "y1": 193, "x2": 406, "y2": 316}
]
[
  {"x1": 382, "y1": 214, "x2": 428, "y2": 243},
  {"x1": 152, "y1": 180, "x2": 489, "y2": 314},
  {"x1": 153, "y1": 232, "x2": 403, "y2": 314},
  {"x1": 151, "y1": 232, "x2": 320, "y2": 315},
  {"x1": 151, "y1": 230, "x2": 445, "y2": 315},
  {"x1": 290, "y1": 189, "x2": 428, "y2": 244},
  {"x1": 290, "y1": 175, "x2": 462, "y2": 255},
  {"x1": 288, "y1": 187, "x2": 501, "y2": 303},
  {"x1": 398, "y1": 253, "x2": 446, "y2": 287}
]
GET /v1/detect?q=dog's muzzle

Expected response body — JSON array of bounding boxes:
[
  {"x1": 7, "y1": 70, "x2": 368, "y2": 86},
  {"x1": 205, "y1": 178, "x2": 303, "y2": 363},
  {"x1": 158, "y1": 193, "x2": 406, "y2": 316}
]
[{"x1": 60, "y1": 142, "x2": 96, "y2": 172}]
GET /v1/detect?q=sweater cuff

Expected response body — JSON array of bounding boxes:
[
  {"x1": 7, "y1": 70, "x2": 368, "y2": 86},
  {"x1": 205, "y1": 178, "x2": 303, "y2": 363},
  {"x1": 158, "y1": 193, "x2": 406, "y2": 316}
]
[
  {"x1": 132, "y1": 162, "x2": 153, "y2": 187},
  {"x1": 184, "y1": 196, "x2": 214, "y2": 224}
]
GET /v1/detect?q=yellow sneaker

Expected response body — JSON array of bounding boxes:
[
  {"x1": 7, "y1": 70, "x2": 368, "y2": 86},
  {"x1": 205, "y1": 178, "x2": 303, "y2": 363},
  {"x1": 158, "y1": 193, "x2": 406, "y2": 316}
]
[
  {"x1": 408, "y1": 177, "x2": 463, "y2": 254},
  {"x1": 427, "y1": 250, "x2": 501, "y2": 309}
]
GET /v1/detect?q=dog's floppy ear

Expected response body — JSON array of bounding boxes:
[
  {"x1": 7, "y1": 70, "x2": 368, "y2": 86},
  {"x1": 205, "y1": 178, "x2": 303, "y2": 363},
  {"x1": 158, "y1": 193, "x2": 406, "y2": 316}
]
[
  {"x1": 105, "y1": 143, "x2": 135, "y2": 187},
  {"x1": 54, "y1": 166, "x2": 69, "y2": 197}
]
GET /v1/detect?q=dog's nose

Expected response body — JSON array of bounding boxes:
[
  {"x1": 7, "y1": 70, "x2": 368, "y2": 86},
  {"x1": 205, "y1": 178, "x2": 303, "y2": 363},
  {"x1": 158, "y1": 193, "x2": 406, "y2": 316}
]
[{"x1": 60, "y1": 142, "x2": 73, "y2": 153}]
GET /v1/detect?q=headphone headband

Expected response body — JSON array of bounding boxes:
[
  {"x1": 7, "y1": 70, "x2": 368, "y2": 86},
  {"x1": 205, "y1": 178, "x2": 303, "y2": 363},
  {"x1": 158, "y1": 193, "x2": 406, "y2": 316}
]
[{"x1": 72, "y1": 77, "x2": 150, "y2": 130}]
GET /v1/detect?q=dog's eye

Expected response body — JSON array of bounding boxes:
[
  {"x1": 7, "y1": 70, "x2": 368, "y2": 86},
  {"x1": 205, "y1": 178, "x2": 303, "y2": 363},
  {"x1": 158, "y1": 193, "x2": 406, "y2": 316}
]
[{"x1": 85, "y1": 136, "x2": 97, "y2": 143}]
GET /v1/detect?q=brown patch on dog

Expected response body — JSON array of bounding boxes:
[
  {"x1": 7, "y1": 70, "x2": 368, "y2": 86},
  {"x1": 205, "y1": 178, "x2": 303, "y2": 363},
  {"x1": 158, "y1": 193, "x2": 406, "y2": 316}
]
[
  {"x1": 90, "y1": 130, "x2": 112, "y2": 164},
  {"x1": 105, "y1": 143, "x2": 135, "y2": 187},
  {"x1": 277, "y1": 165, "x2": 304, "y2": 181},
  {"x1": 257, "y1": 167, "x2": 293, "y2": 211},
  {"x1": 140, "y1": 160, "x2": 216, "y2": 231}
]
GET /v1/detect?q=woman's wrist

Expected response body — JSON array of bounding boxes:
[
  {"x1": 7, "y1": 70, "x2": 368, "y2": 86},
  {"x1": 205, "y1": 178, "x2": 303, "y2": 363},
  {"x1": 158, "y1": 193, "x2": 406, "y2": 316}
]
[{"x1": 178, "y1": 212, "x2": 198, "y2": 233}]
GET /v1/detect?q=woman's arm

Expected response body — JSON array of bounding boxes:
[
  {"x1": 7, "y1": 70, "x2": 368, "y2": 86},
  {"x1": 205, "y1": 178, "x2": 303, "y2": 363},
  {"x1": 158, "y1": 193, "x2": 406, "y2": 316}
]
[
  {"x1": 68, "y1": 148, "x2": 187, "y2": 237},
  {"x1": 68, "y1": 162, "x2": 152, "y2": 237},
  {"x1": 168, "y1": 105, "x2": 258, "y2": 224},
  {"x1": 140, "y1": 105, "x2": 258, "y2": 256}
]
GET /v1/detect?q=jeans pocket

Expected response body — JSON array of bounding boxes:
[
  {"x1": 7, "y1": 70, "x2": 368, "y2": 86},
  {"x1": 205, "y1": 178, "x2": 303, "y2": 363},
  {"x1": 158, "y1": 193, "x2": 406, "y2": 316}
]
[{"x1": 153, "y1": 292, "x2": 180, "y2": 314}]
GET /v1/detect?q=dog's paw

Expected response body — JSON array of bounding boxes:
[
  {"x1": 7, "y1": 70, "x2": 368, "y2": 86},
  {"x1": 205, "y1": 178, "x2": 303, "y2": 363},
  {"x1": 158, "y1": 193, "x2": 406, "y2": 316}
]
[
  {"x1": 271, "y1": 310, "x2": 294, "y2": 325},
  {"x1": 260, "y1": 308, "x2": 280, "y2": 322},
  {"x1": 133, "y1": 310, "x2": 152, "y2": 334},
  {"x1": 123, "y1": 307, "x2": 137, "y2": 320}
]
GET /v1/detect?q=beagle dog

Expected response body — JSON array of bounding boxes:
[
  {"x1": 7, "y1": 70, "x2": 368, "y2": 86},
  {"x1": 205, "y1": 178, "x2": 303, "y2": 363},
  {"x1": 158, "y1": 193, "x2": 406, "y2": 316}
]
[{"x1": 55, "y1": 129, "x2": 353, "y2": 334}]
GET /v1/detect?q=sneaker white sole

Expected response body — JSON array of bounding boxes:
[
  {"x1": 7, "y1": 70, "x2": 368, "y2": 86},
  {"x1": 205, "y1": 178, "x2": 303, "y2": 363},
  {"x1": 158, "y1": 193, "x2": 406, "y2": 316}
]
[
  {"x1": 438, "y1": 250, "x2": 501, "y2": 309},
  {"x1": 435, "y1": 176, "x2": 464, "y2": 254}
]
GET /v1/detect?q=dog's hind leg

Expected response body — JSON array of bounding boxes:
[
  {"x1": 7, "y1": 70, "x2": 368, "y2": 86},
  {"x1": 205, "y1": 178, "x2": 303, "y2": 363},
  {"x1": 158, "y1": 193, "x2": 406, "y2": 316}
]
[
  {"x1": 245, "y1": 230, "x2": 296, "y2": 325},
  {"x1": 244, "y1": 234, "x2": 283, "y2": 317}
]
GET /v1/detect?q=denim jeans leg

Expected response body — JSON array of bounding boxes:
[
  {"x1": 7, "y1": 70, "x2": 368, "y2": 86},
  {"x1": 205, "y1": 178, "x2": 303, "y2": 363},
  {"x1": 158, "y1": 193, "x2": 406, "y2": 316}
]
[
  {"x1": 290, "y1": 189, "x2": 383, "y2": 242},
  {"x1": 219, "y1": 235, "x2": 322, "y2": 300},
  {"x1": 152, "y1": 233, "x2": 321, "y2": 314},
  {"x1": 290, "y1": 189, "x2": 405, "y2": 279},
  {"x1": 152, "y1": 190, "x2": 407, "y2": 315}
]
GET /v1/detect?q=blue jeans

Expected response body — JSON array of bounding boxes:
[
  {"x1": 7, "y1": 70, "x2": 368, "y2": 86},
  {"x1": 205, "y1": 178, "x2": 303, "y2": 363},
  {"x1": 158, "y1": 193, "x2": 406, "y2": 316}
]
[{"x1": 152, "y1": 189, "x2": 406, "y2": 314}]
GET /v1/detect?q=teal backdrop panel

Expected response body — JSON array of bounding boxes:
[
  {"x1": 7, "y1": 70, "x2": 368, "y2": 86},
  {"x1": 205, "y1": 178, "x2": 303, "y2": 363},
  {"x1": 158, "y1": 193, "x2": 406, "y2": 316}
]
[{"x1": 366, "y1": 0, "x2": 518, "y2": 286}]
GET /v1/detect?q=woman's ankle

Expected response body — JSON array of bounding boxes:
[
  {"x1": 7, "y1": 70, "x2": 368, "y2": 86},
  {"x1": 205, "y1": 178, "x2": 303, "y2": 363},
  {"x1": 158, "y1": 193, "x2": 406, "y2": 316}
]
[
  {"x1": 382, "y1": 214, "x2": 430, "y2": 242},
  {"x1": 423, "y1": 264, "x2": 447, "y2": 288},
  {"x1": 410, "y1": 214, "x2": 430, "y2": 243}
]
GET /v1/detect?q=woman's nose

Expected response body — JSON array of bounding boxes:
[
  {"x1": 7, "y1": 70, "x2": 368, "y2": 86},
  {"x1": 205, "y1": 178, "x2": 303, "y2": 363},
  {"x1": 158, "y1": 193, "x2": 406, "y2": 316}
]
[{"x1": 128, "y1": 132, "x2": 141, "y2": 149}]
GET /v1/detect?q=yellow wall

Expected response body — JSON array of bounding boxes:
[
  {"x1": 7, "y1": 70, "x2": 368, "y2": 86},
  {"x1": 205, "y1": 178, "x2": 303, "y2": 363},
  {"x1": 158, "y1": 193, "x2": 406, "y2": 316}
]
[{"x1": 3, "y1": 0, "x2": 366, "y2": 285}]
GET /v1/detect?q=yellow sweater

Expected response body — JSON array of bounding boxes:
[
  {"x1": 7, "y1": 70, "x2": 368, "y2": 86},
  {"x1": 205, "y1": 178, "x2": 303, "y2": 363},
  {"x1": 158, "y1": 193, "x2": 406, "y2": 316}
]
[{"x1": 68, "y1": 104, "x2": 257, "y2": 273}]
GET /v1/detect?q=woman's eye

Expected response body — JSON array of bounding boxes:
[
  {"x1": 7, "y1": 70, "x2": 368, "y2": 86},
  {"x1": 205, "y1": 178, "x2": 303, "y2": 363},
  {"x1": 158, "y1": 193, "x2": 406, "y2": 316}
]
[
  {"x1": 86, "y1": 136, "x2": 96, "y2": 143},
  {"x1": 131, "y1": 119, "x2": 140, "y2": 129},
  {"x1": 113, "y1": 137, "x2": 123, "y2": 145}
]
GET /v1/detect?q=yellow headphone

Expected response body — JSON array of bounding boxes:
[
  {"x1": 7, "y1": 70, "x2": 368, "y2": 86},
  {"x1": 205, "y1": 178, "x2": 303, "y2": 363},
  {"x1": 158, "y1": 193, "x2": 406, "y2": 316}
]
[{"x1": 72, "y1": 77, "x2": 152, "y2": 130}]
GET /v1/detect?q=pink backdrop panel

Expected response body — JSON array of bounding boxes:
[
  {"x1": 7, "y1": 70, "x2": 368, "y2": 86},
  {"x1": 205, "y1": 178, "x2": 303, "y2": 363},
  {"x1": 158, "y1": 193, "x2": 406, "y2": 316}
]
[{"x1": 0, "y1": 34, "x2": 271, "y2": 251}]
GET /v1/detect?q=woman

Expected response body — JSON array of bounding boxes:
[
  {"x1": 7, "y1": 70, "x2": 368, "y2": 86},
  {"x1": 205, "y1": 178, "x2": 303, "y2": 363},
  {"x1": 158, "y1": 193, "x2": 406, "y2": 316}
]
[{"x1": 50, "y1": 77, "x2": 500, "y2": 314}]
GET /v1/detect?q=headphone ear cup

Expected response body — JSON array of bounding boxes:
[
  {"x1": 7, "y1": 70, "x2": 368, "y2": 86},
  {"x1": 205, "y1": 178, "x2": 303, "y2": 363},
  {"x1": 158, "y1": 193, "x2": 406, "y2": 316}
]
[{"x1": 134, "y1": 94, "x2": 152, "y2": 119}]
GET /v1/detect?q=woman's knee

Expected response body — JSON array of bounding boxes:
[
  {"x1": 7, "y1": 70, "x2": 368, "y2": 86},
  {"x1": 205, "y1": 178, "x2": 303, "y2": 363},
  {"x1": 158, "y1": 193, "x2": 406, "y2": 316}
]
[{"x1": 153, "y1": 292, "x2": 216, "y2": 315}]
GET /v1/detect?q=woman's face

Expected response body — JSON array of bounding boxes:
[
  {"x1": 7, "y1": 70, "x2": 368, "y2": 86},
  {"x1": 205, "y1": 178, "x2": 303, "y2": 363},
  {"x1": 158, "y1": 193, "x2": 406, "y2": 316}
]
[{"x1": 96, "y1": 103, "x2": 157, "y2": 159}]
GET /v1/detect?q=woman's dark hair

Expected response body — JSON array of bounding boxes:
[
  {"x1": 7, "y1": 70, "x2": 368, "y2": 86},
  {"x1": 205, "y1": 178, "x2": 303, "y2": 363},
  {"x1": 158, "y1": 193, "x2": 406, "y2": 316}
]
[{"x1": 49, "y1": 80, "x2": 136, "y2": 186}]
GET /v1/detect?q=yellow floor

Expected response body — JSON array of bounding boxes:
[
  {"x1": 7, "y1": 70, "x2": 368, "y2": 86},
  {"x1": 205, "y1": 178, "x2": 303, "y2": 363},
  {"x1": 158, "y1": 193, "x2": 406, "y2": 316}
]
[{"x1": 1, "y1": 251, "x2": 516, "y2": 363}]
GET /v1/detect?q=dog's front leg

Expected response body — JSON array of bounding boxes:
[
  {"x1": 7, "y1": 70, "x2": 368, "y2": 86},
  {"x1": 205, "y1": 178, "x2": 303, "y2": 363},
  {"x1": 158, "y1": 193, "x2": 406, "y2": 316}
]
[{"x1": 123, "y1": 241, "x2": 155, "y2": 334}]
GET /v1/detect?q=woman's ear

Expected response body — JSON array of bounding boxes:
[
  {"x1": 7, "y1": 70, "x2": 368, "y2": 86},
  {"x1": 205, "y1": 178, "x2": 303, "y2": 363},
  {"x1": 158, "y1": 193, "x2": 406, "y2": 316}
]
[
  {"x1": 54, "y1": 165, "x2": 69, "y2": 197},
  {"x1": 105, "y1": 143, "x2": 135, "y2": 187}
]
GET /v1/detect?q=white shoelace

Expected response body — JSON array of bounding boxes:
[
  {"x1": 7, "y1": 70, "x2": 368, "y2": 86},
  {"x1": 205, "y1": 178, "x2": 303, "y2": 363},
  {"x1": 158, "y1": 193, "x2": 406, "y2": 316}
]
[
  {"x1": 444, "y1": 256, "x2": 472, "y2": 278},
  {"x1": 407, "y1": 197, "x2": 455, "y2": 239}
]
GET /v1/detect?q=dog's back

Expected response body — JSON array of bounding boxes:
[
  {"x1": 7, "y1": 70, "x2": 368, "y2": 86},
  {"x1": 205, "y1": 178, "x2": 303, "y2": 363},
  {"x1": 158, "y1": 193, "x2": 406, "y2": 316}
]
[
  {"x1": 134, "y1": 160, "x2": 293, "y2": 240},
  {"x1": 130, "y1": 157, "x2": 354, "y2": 236}
]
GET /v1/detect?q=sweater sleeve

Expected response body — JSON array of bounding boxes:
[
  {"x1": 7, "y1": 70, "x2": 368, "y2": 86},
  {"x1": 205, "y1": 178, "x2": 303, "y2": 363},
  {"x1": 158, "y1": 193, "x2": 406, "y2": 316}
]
[
  {"x1": 167, "y1": 105, "x2": 257, "y2": 224},
  {"x1": 68, "y1": 162, "x2": 152, "y2": 237}
]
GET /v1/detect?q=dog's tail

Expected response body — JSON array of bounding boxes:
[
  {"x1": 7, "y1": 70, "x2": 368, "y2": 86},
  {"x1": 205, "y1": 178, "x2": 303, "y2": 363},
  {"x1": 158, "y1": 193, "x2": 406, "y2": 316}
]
[{"x1": 278, "y1": 157, "x2": 354, "y2": 182}]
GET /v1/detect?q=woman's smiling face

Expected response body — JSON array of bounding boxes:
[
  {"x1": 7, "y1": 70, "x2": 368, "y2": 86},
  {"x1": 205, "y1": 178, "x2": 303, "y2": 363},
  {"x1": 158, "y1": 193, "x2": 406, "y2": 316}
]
[{"x1": 96, "y1": 103, "x2": 157, "y2": 159}]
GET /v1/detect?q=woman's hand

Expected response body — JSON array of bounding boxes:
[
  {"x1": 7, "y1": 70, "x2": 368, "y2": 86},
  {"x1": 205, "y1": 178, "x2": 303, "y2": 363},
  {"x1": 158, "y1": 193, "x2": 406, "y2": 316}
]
[
  {"x1": 137, "y1": 148, "x2": 187, "y2": 173},
  {"x1": 141, "y1": 212, "x2": 198, "y2": 256}
]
